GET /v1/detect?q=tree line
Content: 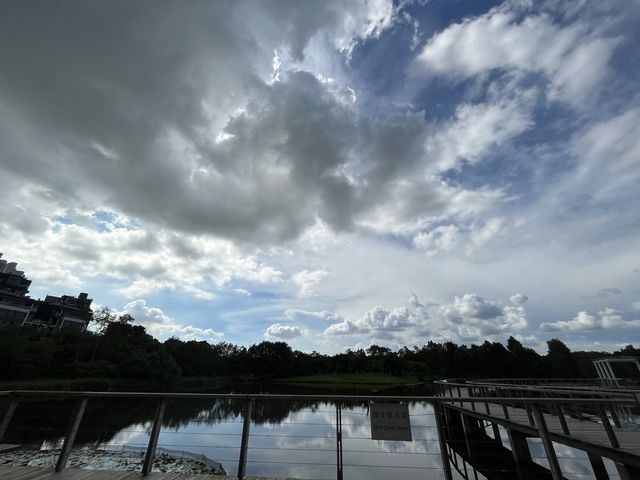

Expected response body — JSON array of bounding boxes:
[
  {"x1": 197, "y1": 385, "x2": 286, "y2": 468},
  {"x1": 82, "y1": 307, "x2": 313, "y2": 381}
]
[{"x1": 1, "y1": 309, "x2": 638, "y2": 383}]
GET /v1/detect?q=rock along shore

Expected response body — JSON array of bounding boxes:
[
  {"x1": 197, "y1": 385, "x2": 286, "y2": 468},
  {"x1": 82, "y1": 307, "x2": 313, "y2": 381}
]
[{"x1": 0, "y1": 447, "x2": 226, "y2": 475}]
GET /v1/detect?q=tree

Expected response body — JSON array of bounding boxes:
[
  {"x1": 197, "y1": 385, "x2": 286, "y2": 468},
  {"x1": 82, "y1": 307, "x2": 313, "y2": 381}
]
[
  {"x1": 247, "y1": 341, "x2": 294, "y2": 378},
  {"x1": 91, "y1": 306, "x2": 117, "y2": 334},
  {"x1": 546, "y1": 339, "x2": 580, "y2": 378}
]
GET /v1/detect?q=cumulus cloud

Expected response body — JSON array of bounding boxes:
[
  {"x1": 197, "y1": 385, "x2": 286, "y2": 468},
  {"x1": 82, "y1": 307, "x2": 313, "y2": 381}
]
[
  {"x1": 285, "y1": 309, "x2": 343, "y2": 323},
  {"x1": 633, "y1": 302, "x2": 640, "y2": 311},
  {"x1": 469, "y1": 217, "x2": 505, "y2": 250},
  {"x1": 325, "y1": 306, "x2": 417, "y2": 336},
  {"x1": 413, "y1": 225, "x2": 460, "y2": 256},
  {"x1": 0, "y1": 2, "x2": 411, "y2": 247},
  {"x1": 324, "y1": 294, "x2": 429, "y2": 337},
  {"x1": 541, "y1": 309, "x2": 640, "y2": 332},
  {"x1": 265, "y1": 323, "x2": 303, "y2": 339},
  {"x1": 510, "y1": 294, "x2": 528, "y2": 306},
  {"x1": 324, "y1": 292, "x2": 528, "y2": 343},
  {"x1": 292, "y1": 268, "x2": 329, "y2": 298},
  {"x1": 426, "y1": 96, "x2": 534, "y2": 172},
  {"x1": 0, "y1": 212, "x2": 283, "y2": 299},
  {"x1": 120, "y1": 299, "x2": 223, "y2": 342},
  {"x1": 414, "y1": 5, "x2": 619, "y2": 106},
  {"x1": 438, "y1": 294, "x2": 528, "y2": 339},
  {"x1": 1, "y1": 0, "x2": 639, "y2": 353}
]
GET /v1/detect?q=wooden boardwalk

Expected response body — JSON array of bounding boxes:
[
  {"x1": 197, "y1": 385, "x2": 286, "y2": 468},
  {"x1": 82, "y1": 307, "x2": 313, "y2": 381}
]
[
  {"x1": 0, "y1": 466, "x2": 300, "y2": 480},
  {"x1": 443, "y1": 399, "x2": 640, "y2": 467}
]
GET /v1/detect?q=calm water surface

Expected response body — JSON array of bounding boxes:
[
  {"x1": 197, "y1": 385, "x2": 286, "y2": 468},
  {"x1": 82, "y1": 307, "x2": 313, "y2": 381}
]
[{"x1": 4, "y1": 383, "x2": 608, "y2": 479}]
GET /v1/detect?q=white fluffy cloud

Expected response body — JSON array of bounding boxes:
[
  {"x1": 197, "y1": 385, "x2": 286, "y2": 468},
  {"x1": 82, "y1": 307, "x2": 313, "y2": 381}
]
[
  {"x1": 324, "y1": 294, "x2": 429, "y2": 338},
  {"x1": 510, "y1": 294, "x2": 529, "y2": 306},
  {"x1": 324, "y1": 305, "x2": 421, "y2": 336},
  {"x1": 415, "y1": 5, "x2": 619, "y2": 106},
  {"x1": 541, "y1": 309, "x2": 640, "y2": 332},
  {"x1": 285, "y1": 309, "x2": 343, "y2": 323},
  {"x1": 427, "y1": 96, "x2": 534, "y2": 172},
  {"x1": 120, "y1": 299, "x2": 223, "y2": 342},
  {"x1": 292, "y1": 268, "x2": 329, "y2": 298},
  {"x1": 413, "y1": 225, "x2": 460, "y2": 256},
  {"x1": 323, "y1": 293, "x2": 527, "y2": 343},
  {"x1": 265, "y1": 323, "x2": 302, "y2": 339},
  {"x1": 1, "y1": 1, "x2": 638, "y2": 353},
  {"x1": 439, "y1": 294, "x2": 528, "y2": 339},
  {"x1": 0, "y1": 212, "x2": 283, "y2": 299}
]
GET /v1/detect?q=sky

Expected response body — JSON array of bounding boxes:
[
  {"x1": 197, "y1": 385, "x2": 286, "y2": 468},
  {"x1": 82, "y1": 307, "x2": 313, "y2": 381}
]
[{"x1": 1, "y1": 0, "x2": 639, "y2": 354}]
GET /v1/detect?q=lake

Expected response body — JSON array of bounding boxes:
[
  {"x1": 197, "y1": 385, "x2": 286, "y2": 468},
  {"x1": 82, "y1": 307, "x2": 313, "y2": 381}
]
[{"x1": 2, "y1": 382, "x2": 608, "y2": 479}]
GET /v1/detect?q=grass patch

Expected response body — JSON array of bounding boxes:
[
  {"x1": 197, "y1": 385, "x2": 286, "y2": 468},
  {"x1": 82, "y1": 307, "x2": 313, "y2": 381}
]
[{"x1": 276, "y1": 373, "x2": 419, "y2": 386}]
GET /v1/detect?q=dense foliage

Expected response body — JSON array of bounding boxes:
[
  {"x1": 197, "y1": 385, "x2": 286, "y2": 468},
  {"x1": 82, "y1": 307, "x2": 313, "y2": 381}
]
[{"x1": 1, "y1": 312, "x2": 638, "y2": 383}]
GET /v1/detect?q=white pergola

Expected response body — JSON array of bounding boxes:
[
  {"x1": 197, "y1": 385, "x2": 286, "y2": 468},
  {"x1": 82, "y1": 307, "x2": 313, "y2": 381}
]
[{"x1": 592, "y1": 356, "x2": 640, "y2": 387}]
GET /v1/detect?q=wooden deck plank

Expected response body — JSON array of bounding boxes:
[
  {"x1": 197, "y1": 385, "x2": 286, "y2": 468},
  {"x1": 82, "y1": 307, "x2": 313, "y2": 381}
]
[{"x1": 444, "y1": 398, "x2": 640, "y2": 463}]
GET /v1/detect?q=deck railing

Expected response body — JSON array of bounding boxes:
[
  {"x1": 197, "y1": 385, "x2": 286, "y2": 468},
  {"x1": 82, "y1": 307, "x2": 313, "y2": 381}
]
[
  {"x1": 0, "y1": 388, "x2": 638, "y2": 480},
  {"x1": 435, "y1": 379, "x2": 640, "y2": 469}
]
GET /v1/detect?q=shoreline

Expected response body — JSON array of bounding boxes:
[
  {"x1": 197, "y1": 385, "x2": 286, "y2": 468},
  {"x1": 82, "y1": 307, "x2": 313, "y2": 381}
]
[{"x1": 0, "y1": 447, "x2": 226, "y2": 475}]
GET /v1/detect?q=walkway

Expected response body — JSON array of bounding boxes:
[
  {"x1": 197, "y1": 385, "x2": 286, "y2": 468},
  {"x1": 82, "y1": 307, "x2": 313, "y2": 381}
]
[{"x1": 443, "y1": 397, "x2": 640, "y2": 467}]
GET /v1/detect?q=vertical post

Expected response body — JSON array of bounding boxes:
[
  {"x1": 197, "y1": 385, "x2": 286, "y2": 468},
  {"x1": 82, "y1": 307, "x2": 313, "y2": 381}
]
[
  {"x1": 617, "y1": 462, "x2": 640, "y2": 480},
  {"x1": 237, "y1": 399, "x2": 253, "y2": 480},
  {"x1": 491, "y1": 423, "x2": 502, "y2": 446},
  {"x1": 482, "y1": 388, "x2": 491, "y2": 415},
  {"x1": 433, "y1": 401, "x2": 453, "y2": 480},
  {"x1": 508, "y1": 429, "x2": 532, "y2": 464},
  {"x1": 555, "y1": 404, "x2": 570, "y2": 435},
  {"x1": 0, "y1": 396, "x2": 19, "y2": 441},
  {"x1": 336, "y1": 404, "x2": 343, "y2": 480},
  {"x1": 470, "y1": 387, "x2": 476, "y2": 412},
  {"x1": 604, "y1": 362, "x2": 619, "y2": 387},
  {"x1": 55, "y1": 397, "x2": 88, "y2": 472},
  {"x1": 525, "y1": 404, "x2": 535, "y2": 426},
  {"x1": 500, "y1": 392, "x2": 510, "y2": 420},
  {"x1": 531, "y1": 404, "x2": 563, "y2": 480},
  {"x1": 142, "y1": 399, "x2": 167, "y2": 476},
  {"x1": 597, "y1": 404, "x2": 619, "y2": 448},
  {"x1": 594, "y1": 362, "x2": 604, "y2": 380},
  {"x1": 588, "y1": 453, "x2": 611, "y2": 480}
]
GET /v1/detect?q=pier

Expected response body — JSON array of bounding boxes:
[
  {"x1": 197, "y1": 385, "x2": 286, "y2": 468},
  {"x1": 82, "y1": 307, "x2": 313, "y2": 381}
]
[
  {"x1": 0, "y1": 382, "x2": 638, "y2": 480},
  {"x1": 435, "y1": 379, "x2": 640, "y2": 479}
]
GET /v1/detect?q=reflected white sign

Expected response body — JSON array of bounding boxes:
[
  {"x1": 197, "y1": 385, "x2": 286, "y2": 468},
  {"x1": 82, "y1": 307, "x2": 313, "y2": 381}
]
[{"x1": 370, "y1": 403, "x2": 412, "y2": 441}]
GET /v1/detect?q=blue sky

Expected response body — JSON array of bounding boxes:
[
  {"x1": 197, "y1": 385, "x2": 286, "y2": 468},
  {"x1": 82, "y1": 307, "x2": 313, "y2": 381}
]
[{"x1": 1, "y1": 0, "x2": 639, "y2": 353}]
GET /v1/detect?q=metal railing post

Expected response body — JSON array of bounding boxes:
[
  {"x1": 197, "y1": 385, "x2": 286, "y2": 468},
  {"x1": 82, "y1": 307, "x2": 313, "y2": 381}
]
[
  {"x1": 55, "y1": 397, "x2": 88, "y2": 472},
  {"x1": 556, "y1": 404, "x2": 570, "y2": 435},
  {"x1": 609, "y1": 403, "x2": 621, "y2": 428},
  {"x1": 532, "y1": 404, "x2": 563, "y2": 480},
  {"x1": 433, "y1": 401, "x2": 453, "y2": 480},
  {"x1": 142, "y1": 399, "x2": 167, "y2": 476},
  {"x1": 336, "y1": 404, "x2": 343, "y2": 480},
  {"x1": 588, "y1": 453, "x2": 611, "y2": 480},
  {"x1": 597, "y1": 404, "x2": 619, "y2": 448},
  {"x1": 0, "y1": 396, "x2": 19, "y2": 442},
  {"x1": 470, "y1": 387, "x2": 476, "y2": 412},
  {"x1": 237, "y1": 398, "x2": 253, "y2": 480}
]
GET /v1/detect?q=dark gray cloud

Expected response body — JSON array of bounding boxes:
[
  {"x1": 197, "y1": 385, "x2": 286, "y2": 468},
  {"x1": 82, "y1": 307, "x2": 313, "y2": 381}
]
[
  {"x1": 581, "y1": 288, "x2": 623, "y2": 299},
  {"x1": 0, "y1": 0, "x2": 500, "y2": 246}
]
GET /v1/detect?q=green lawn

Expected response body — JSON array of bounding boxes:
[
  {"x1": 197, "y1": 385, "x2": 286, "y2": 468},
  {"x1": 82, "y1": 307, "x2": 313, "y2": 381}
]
[{"x1": 276, "y1": 372, "x2": 419, "y2": 386}]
